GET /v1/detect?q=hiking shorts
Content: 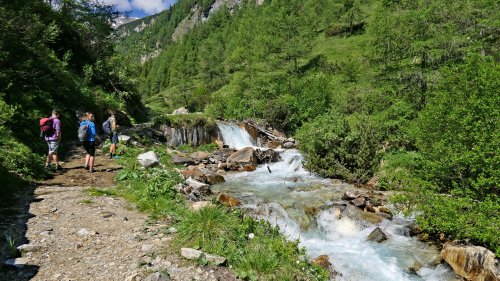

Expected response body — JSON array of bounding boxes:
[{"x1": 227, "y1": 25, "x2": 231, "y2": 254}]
[
  {"x1": 82, "y1": 141, "x2": 96, "y2": 157},
  {"x1": 110, "y1": 132, "x2": 118, "y2": 144},
  {"x1": 47, "y1": 140, "x2": 59, "y2": 154}
]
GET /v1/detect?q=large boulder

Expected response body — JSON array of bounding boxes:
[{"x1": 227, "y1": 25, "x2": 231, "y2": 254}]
[
  {"x1": 441, "y1": 242, "x2": 500, "y2": 281},
  {"x1": 255, "y1": 149, "x2": 281, "y2": 164},
  {"x1": 137, "y1": 151, "x2": 160, "y2": 168},
  {"x1": 226, "y1": 147, "x2": 258, "y2": 171},
  {"x1": 367, "y1": 227, "x2": 387, "y2": 242},
  {"x1": 206, "y1": 174, "x2": 225, "y2": 185}
]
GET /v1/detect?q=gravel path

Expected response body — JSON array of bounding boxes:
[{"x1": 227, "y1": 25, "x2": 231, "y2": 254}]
[{"x1": 0, "y1": 149, "x2": 235, "y2": 281}]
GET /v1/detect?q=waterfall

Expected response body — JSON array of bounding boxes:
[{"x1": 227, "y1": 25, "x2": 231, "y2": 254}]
[{"x1": 216, "y1": 121, "x2": 255, "y2": 149}]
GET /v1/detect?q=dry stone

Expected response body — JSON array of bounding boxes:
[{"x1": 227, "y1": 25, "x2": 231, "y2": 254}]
[{"x1": 441, "y1": 242, "x2": 500, "y2": 281}]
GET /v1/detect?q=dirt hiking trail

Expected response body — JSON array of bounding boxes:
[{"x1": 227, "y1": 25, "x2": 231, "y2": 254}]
[{"x1": 0, "y1": 147, "x2": 234, "y2": 281}]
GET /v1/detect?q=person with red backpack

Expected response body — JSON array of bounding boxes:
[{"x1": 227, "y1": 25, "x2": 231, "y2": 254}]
[{"x1": 40, "y1": 109, "x2": 62, "y2": 170}]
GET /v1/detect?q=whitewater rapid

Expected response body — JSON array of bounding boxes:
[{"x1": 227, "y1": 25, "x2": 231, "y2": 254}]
[{"x1": 214, "y1": 122, "x2": 456, "y2": 281}]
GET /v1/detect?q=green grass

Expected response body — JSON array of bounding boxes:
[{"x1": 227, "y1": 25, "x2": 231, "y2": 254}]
[
  {"x1": 114, "y1": 143, "x2": 329, "y2": 280},
  {"x1": 79, "y1": 199, "x2": 94, "y2": 204}
]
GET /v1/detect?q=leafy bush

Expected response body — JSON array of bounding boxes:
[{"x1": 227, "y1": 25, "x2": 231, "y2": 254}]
[{"x1": 296, "y1": 112, "x2": 381, "y2": 183}]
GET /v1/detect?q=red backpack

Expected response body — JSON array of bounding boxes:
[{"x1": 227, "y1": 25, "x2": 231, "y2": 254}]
[{"x1": 40, "y1": 117, "x2": 54, "y2": 137}]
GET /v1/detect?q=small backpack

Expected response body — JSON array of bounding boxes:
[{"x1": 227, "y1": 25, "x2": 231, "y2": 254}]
[
  {"x1": 103, "y1": 117, "x2": 112, "y2": 134},
  {"x1": 40, "y1": 117, "x2": 54, "y2": 137},
  {"x1": 78, "y1": 122, "x2": 90, "y2": 142}
]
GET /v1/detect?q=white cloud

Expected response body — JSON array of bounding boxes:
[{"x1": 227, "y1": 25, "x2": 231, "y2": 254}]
[
  {"x1": 98, "y1": 0, "x2": 132, "y2": 11},
  {"x1": 131, "y1": 0, "x2": 176, "y2": 14}
]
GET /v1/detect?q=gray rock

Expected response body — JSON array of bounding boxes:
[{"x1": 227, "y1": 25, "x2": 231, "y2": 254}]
[
  {"x1": 205, "y1": 253, "x2": 226, "y2": 265},
  {"x1": 342, "y1": 190, "x2": 358, "y2": 201},
  {"x1": 137, "y1": 151, "x2": 160, "y2": 168},
  {"x1": 4, "y1": 258, "x2": 29, "y2": 269},
  {"x1": 144, "y1": 272, "x2": 171, "y2": 281},
  {"x1": 351, "y1": 197, "x2": 366, "y2": 208},
  {"x1": 17, "y1": 244, "x2": 42, "y2": 254},
  {"x1": 173, "y1": 155, "x2": 195, "y2": 165},
  {"x1": 367, "y1": 227, "x2": 387, "y2": 242},
  {"x1": 118, "y1": 135, "x2": 131, "y2": 144},
  {"x1": 226, "y1": 147, "x2": 258, "y2": 172},
  {"x1": 282, "y1": 141, "x2": 295, "y2": 149},
  {"x1": 181, "y1": 248, "x2": 203, "y2": 260}
]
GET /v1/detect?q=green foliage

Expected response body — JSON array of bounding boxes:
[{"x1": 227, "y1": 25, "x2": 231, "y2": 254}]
[
  {"x1": 412, "y1": 55, "x2": 499, "y2": 199},
  {"x1": 175, "y1": 207, "x2": 328, "y2": 280},
  {"x1": 296, "y1": 113, "x2": 381, "y2": 183},
  {"x1": 85, "y1": 188, "x2": 117, "y2": 197},
  {"x1": 152, "y1": 113, "x2": 215, "y2": 128}
]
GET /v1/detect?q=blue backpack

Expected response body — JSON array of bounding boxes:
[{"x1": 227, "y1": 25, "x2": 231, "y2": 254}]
[{"x1": 103, "y1": 118, "x2": 112, "y2": 134}]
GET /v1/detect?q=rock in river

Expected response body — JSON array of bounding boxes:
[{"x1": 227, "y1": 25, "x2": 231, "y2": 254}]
[
  {"x1": 367, "y1": 227, "x2": 387, "y2": 243},
  {"x1": 441, "y1": 242, "x2": 500, "y2": 281},
  {"x1": 226, "y1": 147, "x2": 258, "y2": 172}
]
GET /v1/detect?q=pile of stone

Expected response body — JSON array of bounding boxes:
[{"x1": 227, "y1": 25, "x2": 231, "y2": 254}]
[{"x1": 341, "y1": 190, "x2": 393, "y2": 220}]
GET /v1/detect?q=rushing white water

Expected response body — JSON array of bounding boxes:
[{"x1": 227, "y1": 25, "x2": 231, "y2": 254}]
[
  {"x1": 217, "y1": 121, "x2": 255, "y2": 149},
  {"x1": 212, "y1": 124, "x2": 456, "y2": 281}
]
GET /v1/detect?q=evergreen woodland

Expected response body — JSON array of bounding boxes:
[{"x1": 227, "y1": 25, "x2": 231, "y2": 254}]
[{"x1": 114, "y1": 0, "x2": 499, "y2": 255}]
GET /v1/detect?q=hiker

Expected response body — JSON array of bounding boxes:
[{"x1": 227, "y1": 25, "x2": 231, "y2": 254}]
[
  {"x1": 104, "y1": 110, "x2": 119, "y2": 159},
  {"x1": 79, "y1": 112, "x2": 97, "y2": 173},
  {"x1": 41, "y1": 109, "x2": 62, "y2": 170}
]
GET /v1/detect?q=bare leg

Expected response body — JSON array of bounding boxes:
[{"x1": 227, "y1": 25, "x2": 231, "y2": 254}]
[
  {"x1": 89, "y1": 156, "x2": 95, "y2": 172},
  {"x1": 110, "y1": 144, "x2": 116, "y2": 156},
  {"x1": 85, "y1": 154, "x2": 90, "y2": 169},
  {"x1": 46, "y1": 153, "x2": 52, "y2": 167},
  {"x1": 53, "y1": 154, "x2": 59, "y2": 169}
]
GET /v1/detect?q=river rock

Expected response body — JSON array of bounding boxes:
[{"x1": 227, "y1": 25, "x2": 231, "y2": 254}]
[
  {"x1": 137, "y1": 151, "x2": 160, "y2": 168},
  {"x1": 181, "y1": 248, "x2": 203, "y2": 260},
  {"x1": 282, "y1": 141, "x2": 295, "y2": 149},
  {"x1": 367, "y1": 227, "x2": 387, "y2": 242},
  {"x1": 181, "y1": 170, "x2": 207, "y2": 182},
  {"x1": 206, "y1": 174, "x2": 225, "y2": 185},
  {"x1": 376, "y1": 206, "x2": 393, "y2": 220},
  {"x1": 441, "y1": 242, "x2": 500, "y2": 281},
  {"x1": 364, "y1": 203, "x2": 376, "y2": 213},
  {"x1": 409, "y1": 260, "x2": 423, "y2": 274},
  {"x1": 173, "y1": 155, "x2": 195, "y2": 165},
  {"x1": 255, "y1": 149, "x2": 281, "y2": 164},
  {"x1": 226, "y1": 147, "x2": 258, "y2": 171},
  {"x1": 312, "y1": 255, "x2": 331, "y2": 269},
  {"x1": 189, "y1": 151, "x2": 210, "y2": 161},
  {"x1": 342, "y1": 190, "x2": 359, "y2": 201},
  {"x1": 205, "y1": 253, "x2": 226, "y2": 265},
  {"x1": 351, "y1": 197, "x2": 366, "y2": 208},
  {"x1": 217, "y1": 193, "x2": 241, "y2": 207},
  {"x1": 144, "y1": 272, "x2": 170, "y2": 281}
]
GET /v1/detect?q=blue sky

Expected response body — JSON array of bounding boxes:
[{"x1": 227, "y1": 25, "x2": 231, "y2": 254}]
[{"x1": 101, "y1": 0, "x2": 178, "y2": 18}]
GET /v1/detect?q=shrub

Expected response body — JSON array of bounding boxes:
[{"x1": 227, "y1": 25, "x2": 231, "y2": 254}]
[{"x1": 296, "y1": 112, "x2": 381, "y2": 183}]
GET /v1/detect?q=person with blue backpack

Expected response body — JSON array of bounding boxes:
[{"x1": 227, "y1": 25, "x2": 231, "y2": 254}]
[
  {"x1": 79, "y1": 112, "x2": 97, "y2": 173},
  {"x1": 103, "y1": 110, "x2": 119, "y2": 159}
]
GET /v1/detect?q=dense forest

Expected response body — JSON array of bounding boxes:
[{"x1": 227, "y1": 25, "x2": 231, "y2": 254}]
[
  {"x1": 0, "y1": 0, "x2": 498, "y2": 263},
  {"x1": 0, "y1": 0, "x2": 146, "y2": 189},
  {"x1": 114, "y1": 0, "x2": 499, "y2": 255}
]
